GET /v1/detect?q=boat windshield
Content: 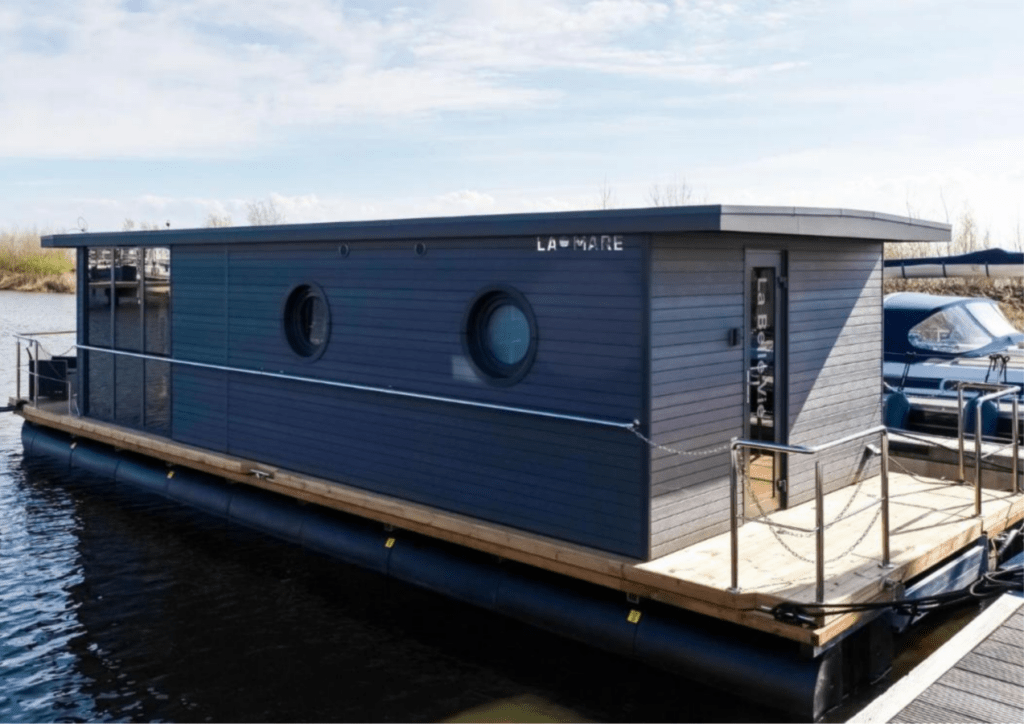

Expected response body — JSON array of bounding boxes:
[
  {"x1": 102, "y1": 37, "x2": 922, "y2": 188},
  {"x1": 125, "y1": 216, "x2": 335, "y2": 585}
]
[
  {"x1": 908, "y1": 303, "x2": 996, "y2": 353},
  {"x1": 965, "y1": 300, "x2": 1019, "y2": 337}
]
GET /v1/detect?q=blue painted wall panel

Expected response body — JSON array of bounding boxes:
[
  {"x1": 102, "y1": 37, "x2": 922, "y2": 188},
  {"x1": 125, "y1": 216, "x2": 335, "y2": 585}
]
[{"x1": 171, "y1": 237, "x2": 648, "y2": 558}]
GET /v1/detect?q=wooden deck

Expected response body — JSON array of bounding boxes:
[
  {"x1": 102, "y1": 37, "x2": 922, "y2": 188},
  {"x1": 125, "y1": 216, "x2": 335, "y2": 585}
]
[
  {"x1": 16, "y1": 402, "x2": 1024, "y2": 649},
  {"x1": 851, "y1": 593, "x2": 1023, "y2": 723}
]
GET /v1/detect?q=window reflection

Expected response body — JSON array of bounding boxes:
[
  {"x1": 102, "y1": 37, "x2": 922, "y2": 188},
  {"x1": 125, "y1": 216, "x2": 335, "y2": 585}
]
[{"x1": 85, "y1": 246, "x2": 171, "y2": 433}]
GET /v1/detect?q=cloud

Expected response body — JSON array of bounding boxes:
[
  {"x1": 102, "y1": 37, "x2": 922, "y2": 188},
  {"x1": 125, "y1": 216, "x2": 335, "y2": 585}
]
[{"x1": 0, "y1": 0, "x2": 811, "y2": 158}]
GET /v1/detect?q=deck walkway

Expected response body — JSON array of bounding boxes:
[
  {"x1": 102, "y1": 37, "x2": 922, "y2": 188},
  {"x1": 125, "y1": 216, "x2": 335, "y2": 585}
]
[
  {"x1": 851, "y1": 593, "x2": 1023, "y2": 723},
  {"x1": 15, "y1": 402, "x2": 1024, "y2": 649}
]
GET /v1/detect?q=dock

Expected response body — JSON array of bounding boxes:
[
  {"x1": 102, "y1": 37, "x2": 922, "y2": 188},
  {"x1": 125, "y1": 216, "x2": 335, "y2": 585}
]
[
  {"x1": 16, "y1": 402, "x2": 1024, "y2": 649},
  {"x1": 851, "y1": 593, "x2": 1023, "y2": 723}
]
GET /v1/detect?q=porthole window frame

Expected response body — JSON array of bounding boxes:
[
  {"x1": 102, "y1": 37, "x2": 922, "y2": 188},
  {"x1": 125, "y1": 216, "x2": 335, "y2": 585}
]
[
  {"x1": 462, "y1": 285, "x2": 538, "y2": 386},
  {"x1": 282, "y1": 282, "x2": 331, "y2": 361}
]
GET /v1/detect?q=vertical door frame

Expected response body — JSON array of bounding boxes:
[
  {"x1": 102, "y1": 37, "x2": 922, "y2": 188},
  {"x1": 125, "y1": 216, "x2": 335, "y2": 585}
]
[{"x1": 743, "y1": 248, "x2": 789, "y2": 514}]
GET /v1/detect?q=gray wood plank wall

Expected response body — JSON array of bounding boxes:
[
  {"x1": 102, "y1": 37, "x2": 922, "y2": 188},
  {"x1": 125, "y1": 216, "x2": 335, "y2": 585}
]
[
  {"x1": 648, "y1": 236, "x2": 884, "y2": 559},
  {"x1": 648, "y1": 238, "x2": 744, "y2": 558},
  {"x1": 786, "y1": 245, "x2": 883, "y2": 506},
  {"x1": 170, "y1": 237, "x2": 650, "y2": 558}
]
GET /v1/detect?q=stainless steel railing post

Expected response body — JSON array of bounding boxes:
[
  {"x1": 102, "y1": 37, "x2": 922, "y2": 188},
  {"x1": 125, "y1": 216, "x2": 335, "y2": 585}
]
[
  {"x1": 15, "y1": 340, "x2": 21, "y2": 402},
  {"x1": 881, "y1": 429, "x2": 891, "y2": 567},
  {"x1": 975, "y1": 402, "x2": 983, "y2": 516},
  {"x1": 1013, "y1": 397, "x2": 1020, "y2": 494},
  {"x1": 815, "y1": 460, "x2": 825, "y2": 603},
  {"x1": 33, "y1": 339, "x2": 40, "y2": 407},
  {"x1": 728, "y1": 427, "x2": 885, "y2": 602},
  {"x1": 957, "y1": 385, "x2": 966, "y2": 481},
  {"x1": 729, "y1": 441, "x2": 740, "y2": 593},
  {"x1": 956, "y1": 381, "x2": 1021, "y2": 503}
]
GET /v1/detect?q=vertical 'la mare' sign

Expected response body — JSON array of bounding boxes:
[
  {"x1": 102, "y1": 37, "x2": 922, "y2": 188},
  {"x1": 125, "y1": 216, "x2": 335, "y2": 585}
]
[{"x1": 750, "y1": 267, "x2": 775, "y2": 437}]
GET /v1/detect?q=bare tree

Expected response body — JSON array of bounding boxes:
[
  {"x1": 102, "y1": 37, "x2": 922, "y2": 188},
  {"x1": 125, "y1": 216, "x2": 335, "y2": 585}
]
[
  {"x1": 904, "y1": 185, "x2": 919, "y2": 220},
  {"x1": 122, "y1": 218, "x2": 168, "y2": 231},
  {"x1": 951, "y1": 206, "x2": 980, "y2": 255},
  {"x1": 648, "y1": 176, "x2": 694, "y2": 207},
  {"x1": 246, "y1": 198, "x2": 287, "y2": 226},
  {"x1": 204, "y1": 213, "x2": 233, "y2": 228},
  {"x1": 938, "y1": 187, "x2": 951, "y2": 224},
  {"x1": 596, "y1": 178, "x2": 617, "y2": 210}
]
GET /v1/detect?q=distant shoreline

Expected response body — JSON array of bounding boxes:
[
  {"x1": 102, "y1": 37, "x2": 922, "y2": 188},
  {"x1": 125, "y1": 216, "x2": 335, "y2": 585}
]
[{"x1": 0, "y1": 273, "x2": 76, "y2": 294}]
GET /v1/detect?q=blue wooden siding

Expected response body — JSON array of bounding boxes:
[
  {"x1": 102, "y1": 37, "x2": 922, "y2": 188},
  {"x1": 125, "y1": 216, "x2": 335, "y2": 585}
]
[{"x1": 171, "y1": 237, "x2": 649, "y2": 558}]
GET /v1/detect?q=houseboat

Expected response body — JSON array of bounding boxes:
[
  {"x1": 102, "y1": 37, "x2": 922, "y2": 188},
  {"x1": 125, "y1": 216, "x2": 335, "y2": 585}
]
[{"x1": 12, "y1": 205, "x2": 1023, "y2": 720}]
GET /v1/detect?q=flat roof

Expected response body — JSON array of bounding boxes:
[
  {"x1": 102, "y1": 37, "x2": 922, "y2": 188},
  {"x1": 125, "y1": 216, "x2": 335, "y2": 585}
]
[{"x1": 41, "y1": 204, "x2": 951, "y2": 248}]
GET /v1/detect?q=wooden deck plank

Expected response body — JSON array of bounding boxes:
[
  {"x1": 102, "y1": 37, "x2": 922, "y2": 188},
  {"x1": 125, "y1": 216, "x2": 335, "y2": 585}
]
[
  {"x1": 937, "y1": 667, "x2": 1024, "y2": 708},
  {"x1": 956, "y1": 650, "x2": 1024, "y2": 687},
  {"x1": 1001, "y1": 611, "x2": 1022, "y2": 631},
  {"x1": 851, "y1": 595, "x2": 1024, "y2": 724},
  {"x1": 891, "y1": 698, "x2": 984, "y2": 723},
  {"x1": 913, "y1": 682, "x2": 1022, "y2": 723},
  {"x1": 16, "y1": 404, "x2": 1024, "y2": 650},
  {"x1": 972, "y1": 639, "x2": 1023, "y2": 668},
  {"x1": 986, "y1": 624, "x2": 1022, "y2": 646}
]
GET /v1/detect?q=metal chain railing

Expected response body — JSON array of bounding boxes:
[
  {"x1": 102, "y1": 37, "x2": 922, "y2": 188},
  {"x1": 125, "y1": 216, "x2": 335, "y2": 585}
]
[
  {"x1": 629, "y1": 428, "x2": 732, "y2": 457},
  {"x1": 737, "y1": 452, "x2": 884, "y2": 565},
  {"x1": 728, "y1": 426, "x2": 893, "y2": 603}
]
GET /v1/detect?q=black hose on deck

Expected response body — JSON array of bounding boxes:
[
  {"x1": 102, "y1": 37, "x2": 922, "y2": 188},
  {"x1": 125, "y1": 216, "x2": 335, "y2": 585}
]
[{"x1": 771, "y1": 565, "x2": 1024, "y2": 626}]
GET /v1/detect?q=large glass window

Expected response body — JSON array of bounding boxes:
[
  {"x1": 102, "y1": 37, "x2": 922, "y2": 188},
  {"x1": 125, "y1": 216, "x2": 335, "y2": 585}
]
[
  {"x1": 85, "y1": 245, "x2": 171, "y2": 433},
  {"x1": 87, "y1": 248, "x2": 112, "y2": 347},
  {"x1": 144, "y1": 248, "x2": 171, "y2": 356},
  {"x1": 114, "y1": 248, "x2": 142, "y2": 352}
]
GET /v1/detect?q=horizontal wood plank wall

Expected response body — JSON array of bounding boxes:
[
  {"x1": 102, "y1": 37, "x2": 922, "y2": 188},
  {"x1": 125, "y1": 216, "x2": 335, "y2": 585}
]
[
  {"x1": 786, "y1": 243, "x2": 883, "y2": 505},
  {"x1": 648, "y1": 235, "x2": 884, "y2": 558},
  {"x1": 171, "y1": 237, "x2": 649, "y2": 558},
  {"x1": 648, "y1": 236, "x2": 744, "y2": 558},
  {"x1": 172, "y1": 246, "x2": 229, "y2": 449}
]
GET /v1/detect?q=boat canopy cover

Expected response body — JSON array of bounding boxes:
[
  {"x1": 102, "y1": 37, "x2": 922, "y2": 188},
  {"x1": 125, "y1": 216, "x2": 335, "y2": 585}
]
[
  {"x1": 885, "y1": 292, "x2": 1024, "y2": 359},
  {"x1": 884, "y1": 248, "x2": 1023, "y2": 268}
]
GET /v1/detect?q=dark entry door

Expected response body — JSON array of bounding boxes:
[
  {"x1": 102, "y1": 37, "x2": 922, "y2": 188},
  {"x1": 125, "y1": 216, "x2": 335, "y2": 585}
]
[{"x1": 744, "y1": 250, "x2": 788, "y2": 514}]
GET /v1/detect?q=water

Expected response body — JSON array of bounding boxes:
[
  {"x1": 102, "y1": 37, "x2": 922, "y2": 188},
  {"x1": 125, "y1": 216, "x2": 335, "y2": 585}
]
[{"x1": 1, "y1": 290, "x2": 788, "y2": 723}]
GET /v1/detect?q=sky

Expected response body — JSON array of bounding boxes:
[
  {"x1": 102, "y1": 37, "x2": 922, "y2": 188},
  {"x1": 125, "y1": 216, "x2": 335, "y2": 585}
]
[{"x1": 2, "y1": 0, "x2": 1022, "y2": 244}]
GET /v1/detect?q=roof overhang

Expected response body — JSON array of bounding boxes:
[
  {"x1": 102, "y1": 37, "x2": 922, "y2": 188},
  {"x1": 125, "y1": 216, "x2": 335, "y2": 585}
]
[{"x1": 41, "y1": 204, "x2": 951, "y2": 248}]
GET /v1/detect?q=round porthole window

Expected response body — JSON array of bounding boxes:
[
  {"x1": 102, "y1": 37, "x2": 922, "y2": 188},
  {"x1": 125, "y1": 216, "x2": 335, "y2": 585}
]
[
  {"x1": 284, "y1": 283, "x2": 330, "y2": 359},
  {"x1": 464, "y1": 287, "x2": 537, "y2": 384}
]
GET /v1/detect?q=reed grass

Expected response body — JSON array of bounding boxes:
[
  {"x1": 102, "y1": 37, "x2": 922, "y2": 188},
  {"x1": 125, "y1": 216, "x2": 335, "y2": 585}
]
[{"x1": 0, "y1": 228, "x2": 76, "y2": 293}]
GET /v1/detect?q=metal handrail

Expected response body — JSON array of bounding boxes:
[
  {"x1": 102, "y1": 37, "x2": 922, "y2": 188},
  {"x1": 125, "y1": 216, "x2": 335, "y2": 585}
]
[
  {"x1": 13, "y1": 331, "x2": 81, "y2": 415},
  {"x1": 728, "y1": 425, "x2": 890, "y2": 603},
  {"x1": 955, "y1": 382, "x2": 1021, "y2": 510},
  {"x1": 15, "y1": 336, "x2": 638, "y2": 431}
]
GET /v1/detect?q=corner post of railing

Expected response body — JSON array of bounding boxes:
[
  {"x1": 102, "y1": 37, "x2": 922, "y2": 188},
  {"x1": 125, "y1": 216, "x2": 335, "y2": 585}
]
[
  {"x1": 15, "y1": 339, "x2": 21, "y2": 402},
  {"x1": 728, "y1": 440, "x2": 740, "y2": 593},
  {"x1": 880, "y1": 428, "x2": 891, "y2": 568},
  {"x1": 957, "y1": 384, "x2": 966, "y2": 482},
  {"x1": 974, "y1": 402, "x2": 983, "y2": 517},
  {"x1": 1012, "y1": 396, "x2": 1020, "y2": 495},
  {"x1": 815, "y1": 459, "x2": 825, "y2": 603},
  {"x1": 33, "y1": 339, "x2": 40, "y2": 407}
]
